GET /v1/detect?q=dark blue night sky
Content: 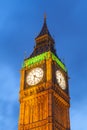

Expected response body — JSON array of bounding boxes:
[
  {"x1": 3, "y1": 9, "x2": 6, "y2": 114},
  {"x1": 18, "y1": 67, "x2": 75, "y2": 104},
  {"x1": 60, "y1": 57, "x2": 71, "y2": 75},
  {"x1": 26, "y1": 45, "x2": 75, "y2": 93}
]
[{"x1": 0, "y1": 0, "x2": 87, "y2": 130}]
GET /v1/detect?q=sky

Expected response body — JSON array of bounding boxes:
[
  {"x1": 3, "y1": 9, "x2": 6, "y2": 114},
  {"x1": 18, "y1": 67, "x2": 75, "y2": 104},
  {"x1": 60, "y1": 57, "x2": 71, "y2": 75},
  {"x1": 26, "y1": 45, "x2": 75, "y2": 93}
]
[{"x1": 0, "y1": 0, "x2": 87, "y2": 130}]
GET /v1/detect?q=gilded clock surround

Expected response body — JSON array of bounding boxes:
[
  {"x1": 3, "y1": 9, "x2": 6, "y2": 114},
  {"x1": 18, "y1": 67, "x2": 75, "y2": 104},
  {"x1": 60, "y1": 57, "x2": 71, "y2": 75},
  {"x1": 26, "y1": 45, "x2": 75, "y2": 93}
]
[
  {"x1": 18, "y1": 17, "x2": 70, "y2": 130},
  {"x1": 25, "y1": 63, "x2": 46, "y2": 89},
  {"x1": 26, "y1": 67, "x2": 44, "y2": 86}
]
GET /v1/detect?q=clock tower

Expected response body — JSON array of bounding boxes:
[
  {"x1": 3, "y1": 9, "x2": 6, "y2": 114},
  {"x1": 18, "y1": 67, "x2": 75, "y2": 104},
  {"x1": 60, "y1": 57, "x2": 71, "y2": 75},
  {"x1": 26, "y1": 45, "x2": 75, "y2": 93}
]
[{"x1": 18, "y1": 16, "x2": 70, "y2": 130}]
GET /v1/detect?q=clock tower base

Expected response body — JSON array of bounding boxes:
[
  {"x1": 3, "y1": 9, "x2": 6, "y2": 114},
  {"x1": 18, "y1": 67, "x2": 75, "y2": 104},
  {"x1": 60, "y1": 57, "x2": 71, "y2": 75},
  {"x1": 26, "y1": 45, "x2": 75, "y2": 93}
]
[{"x1": 18, "y1": 83, "x2": 70, "y2": 130}]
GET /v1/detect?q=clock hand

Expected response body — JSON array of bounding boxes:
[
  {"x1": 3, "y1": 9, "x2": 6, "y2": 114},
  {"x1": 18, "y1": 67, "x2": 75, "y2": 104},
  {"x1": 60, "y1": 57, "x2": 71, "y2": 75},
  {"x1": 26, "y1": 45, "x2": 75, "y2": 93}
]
[
  {"x1": 34, "y1": 75, "x2": 40, "y2": 78},
  {"x1": 33, "y1": 75, "x2": 39, "y2": 81}
]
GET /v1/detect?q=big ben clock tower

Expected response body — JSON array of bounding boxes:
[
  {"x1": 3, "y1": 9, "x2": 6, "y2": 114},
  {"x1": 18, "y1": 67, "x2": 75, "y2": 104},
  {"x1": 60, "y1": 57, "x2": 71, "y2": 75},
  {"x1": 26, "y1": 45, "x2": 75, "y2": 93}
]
[{"x1": 18, "y1": 16, "x2": 70, "y2": 130}]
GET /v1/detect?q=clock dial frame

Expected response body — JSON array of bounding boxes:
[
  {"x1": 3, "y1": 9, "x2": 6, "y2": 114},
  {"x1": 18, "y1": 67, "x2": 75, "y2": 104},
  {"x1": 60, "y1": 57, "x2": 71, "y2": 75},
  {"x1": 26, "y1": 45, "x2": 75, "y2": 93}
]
[
  {"x1": 56, "y1": 70, "x2": 66, "y2": 90},
  {"x1": 26, "y1": 67, "x2": 44, "y2": 86}
]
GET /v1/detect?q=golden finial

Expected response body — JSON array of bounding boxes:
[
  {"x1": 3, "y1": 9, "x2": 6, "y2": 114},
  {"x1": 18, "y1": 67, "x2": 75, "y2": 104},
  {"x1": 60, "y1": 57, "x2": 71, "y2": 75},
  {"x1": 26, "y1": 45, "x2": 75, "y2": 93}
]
[{"x1": 44, "y1": 13, "x2": 47, "y2": 22}]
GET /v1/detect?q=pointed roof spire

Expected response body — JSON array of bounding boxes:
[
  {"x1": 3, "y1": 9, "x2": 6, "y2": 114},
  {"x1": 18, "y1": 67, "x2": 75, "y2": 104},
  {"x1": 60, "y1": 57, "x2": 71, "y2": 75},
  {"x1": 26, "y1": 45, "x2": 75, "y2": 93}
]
[{"x1": 35, "y1": 14, "x2": 53, "y2": 40}]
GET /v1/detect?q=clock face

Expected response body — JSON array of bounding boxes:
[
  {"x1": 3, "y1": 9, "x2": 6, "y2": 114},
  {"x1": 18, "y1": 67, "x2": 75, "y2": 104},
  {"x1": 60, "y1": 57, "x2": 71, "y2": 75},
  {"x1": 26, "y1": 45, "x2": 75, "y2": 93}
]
[
  {"x1": 26, "y1": 67, "x2": 44, "y2": 86},
  {"x1": 56, "y1": 70, "x2": 66, "y2": 90}
]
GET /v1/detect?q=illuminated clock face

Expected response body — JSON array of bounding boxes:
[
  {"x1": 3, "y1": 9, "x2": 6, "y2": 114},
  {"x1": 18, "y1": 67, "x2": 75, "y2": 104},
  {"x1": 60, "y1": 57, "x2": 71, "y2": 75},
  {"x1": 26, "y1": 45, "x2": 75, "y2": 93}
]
[
  {"x1": 56, "y1": 70, "x2": 66, "y2": 90},
  {"x1": 26, "y1": 67, "x2": 44, "y2": 86}
]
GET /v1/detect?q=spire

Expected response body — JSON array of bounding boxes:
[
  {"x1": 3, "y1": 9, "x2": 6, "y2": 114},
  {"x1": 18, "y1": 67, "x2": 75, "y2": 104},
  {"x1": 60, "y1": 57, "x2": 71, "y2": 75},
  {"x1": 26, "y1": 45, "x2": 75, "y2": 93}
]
[
  {"x1": 29, "y1": 15, "x2": 56, "y2": 58},
  {"x1": 35, "y1": 15, "x2": 53, "y2": 39}
]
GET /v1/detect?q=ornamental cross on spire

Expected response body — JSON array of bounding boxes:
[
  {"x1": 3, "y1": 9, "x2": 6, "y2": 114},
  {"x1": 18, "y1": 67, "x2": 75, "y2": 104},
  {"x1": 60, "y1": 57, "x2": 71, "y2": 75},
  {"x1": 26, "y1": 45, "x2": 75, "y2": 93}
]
[{"x1": 44, "y1": 13, "x2": 46, "y2": 22}]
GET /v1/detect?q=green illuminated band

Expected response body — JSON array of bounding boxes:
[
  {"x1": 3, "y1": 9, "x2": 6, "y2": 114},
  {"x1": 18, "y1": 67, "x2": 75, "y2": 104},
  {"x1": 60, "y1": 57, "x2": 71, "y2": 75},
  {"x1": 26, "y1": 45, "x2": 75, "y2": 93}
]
[{"x1": 22, "y1": 51, "x2": 67, "y2": 72}]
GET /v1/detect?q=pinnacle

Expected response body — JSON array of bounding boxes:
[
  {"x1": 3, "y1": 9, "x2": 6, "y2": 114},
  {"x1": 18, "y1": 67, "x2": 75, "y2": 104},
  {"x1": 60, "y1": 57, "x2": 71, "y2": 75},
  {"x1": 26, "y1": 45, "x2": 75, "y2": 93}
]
[{"x1": 35, "y1": 16, "x2": 53, "y2": 39}]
